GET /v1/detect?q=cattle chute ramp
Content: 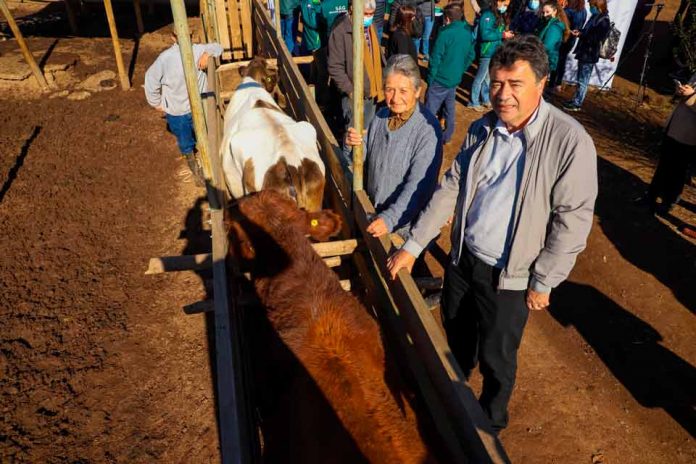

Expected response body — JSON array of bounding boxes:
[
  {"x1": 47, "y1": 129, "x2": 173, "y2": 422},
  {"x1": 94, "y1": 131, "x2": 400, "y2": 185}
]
[{"x1": 191, "y1": 0, "x2": 513, "y2": 461}]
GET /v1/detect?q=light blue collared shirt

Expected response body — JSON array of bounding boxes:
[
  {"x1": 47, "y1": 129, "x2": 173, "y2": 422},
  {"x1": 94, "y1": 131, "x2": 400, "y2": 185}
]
[{"x1": 464, "y1": 109, "x2": 539, "y2": 269}]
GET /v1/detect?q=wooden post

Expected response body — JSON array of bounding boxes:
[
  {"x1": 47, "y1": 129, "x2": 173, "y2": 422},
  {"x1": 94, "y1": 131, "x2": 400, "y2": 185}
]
[
  {"x1": 103, "y1": 0, "x2": 131, "y2": 90},
  {"x1": 351, "y1": 1, "x2": 364, "y2": 192},
  {"x1": 169, "y1": 0, "x2": 212, "y2": 182},
  {"x1": 63, "y1": 0, "x2": 78, "y2": 35},
  {"x1": 273, "y1": 0, "x2": 281, "y2": 36},
  {"x1": 133, "y1": 0, "x2": 145, "y2": 36},
  {"x1": 0, "y1": 0, "x2": 49, "y2": 90}
]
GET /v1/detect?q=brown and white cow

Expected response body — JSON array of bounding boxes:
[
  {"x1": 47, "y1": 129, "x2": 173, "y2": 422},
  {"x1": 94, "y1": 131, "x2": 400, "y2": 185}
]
[
  {"x1": 220, "y1": 57, "x2": 325, "y2": 212},
  {"x1": 227, "y1": 191, "x2": 435, "y2": 464}
]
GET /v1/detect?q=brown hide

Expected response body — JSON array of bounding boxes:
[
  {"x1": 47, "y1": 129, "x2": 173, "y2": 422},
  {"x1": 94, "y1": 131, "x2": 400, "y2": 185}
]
[
  {"x1": 239, "y1": 56, "x2": 278, "y2": 93},
  {"x1": 261, "y1": 157, "x2": 325, "y2": 213},
  {"x1": 228, "y1": 191, "x2": 434, "y2": 464}
]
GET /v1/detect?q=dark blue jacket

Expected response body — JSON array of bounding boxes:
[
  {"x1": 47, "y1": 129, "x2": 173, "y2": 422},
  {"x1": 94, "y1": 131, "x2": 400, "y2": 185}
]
[
  {"x1": 511, "y1": 9, "x2": 540, "y2": 35},
  {"x1": 564, "y1": 7, "x2": 587, "y2": 31},
  {"x1": 574, "y1": 12, "x2": 610, "y2": 64}
]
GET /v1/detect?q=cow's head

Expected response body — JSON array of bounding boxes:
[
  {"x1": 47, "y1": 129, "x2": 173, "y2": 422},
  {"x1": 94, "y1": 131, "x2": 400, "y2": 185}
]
[
  {"x1": 226, "y1": 191, "x2": 342, "y2": 262},
  {"x1": 239, "y1": 56, "x2": 278, "y2": 93}
]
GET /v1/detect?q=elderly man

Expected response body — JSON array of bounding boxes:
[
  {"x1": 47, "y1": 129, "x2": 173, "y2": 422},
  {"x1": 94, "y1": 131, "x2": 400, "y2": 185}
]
[
  {"x1": 388, "y1": 36, "x2": 598, "y2": 432},
  {"x1": 328, "y1": 0, "x2": 385, "y2": 149}
]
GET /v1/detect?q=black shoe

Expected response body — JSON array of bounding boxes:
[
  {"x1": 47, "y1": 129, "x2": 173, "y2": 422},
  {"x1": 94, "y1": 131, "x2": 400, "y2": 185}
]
[{"x1": 562, "y1": 101, "x2": 580, "y2": 112}]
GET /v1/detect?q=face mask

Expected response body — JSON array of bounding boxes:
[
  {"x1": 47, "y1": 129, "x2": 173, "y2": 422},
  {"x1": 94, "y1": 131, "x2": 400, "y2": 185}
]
[
  {"x1": 363, "y1": 16, "x2": 374, "y2": 27},
  {"x1": 590, "y1": 6, "x2": 599, "y2": 14},
  {"x1": 529, "y1": 0, "x2": 539, "y2": 10},
  {"x1": 498, "y1": 5, "x2": 508, "y2": 14}
]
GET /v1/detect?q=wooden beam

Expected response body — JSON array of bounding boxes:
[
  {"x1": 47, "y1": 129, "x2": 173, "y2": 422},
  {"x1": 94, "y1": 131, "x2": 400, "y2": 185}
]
[
  {"x1": 312, "y1": 239, "x2": 358, "y2": 257},
  {"x1": 214, "y1": 0, "x2": 231, "y2": 59},
  {"x1": 133, "y1": 0, "x2": 145, "y2": 36},
  {"x1": 227, "y1": 0, "x2": 244, "y2": 59},
  {"x1": 239, "y1": 0, "x2": 253, "y2": 57},
  {"x1": 0, "y1": 0, "x2": 49, "y2": 90},
  {"x1": 103, "y1": 0, "x2": 131, "y2": 90},
  {"x1": 351, "y1": 0, "x2": 364, "y2": 192},
  {"x1": 353, "y1": 190, "x2": 510, "y2": 463},
  {"x1": 216, "y1": 55, "x2": 314, "y2": 73}
]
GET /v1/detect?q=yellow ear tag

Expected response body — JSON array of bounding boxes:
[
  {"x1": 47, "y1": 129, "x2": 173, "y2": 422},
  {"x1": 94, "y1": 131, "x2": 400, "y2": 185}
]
[{"x1": 310, "y1": 219, "x2": 319, "y2": 228}]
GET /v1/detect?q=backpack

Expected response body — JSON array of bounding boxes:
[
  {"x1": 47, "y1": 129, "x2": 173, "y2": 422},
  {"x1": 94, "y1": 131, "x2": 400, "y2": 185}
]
[{"x1": 599, "y1": 21, "x2": 621, "y2": 59}]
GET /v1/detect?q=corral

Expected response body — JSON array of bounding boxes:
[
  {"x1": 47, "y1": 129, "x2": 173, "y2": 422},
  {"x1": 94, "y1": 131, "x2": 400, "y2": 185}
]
[{"x1": 3, "y1": 0, "x2": 693, "y2": 462}]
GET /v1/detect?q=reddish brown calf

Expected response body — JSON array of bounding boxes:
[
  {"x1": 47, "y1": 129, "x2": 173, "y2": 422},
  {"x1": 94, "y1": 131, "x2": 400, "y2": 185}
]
[{"x1": 228, "y1": 191, "x2": 435, "y2": 463}]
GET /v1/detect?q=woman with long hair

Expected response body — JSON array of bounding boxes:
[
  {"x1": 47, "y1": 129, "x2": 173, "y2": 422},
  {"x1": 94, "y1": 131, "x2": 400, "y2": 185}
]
[
  {"x1": 387, "y1": 5, "x2": 419, "y2": 61},
  {"x1": 537, "y1": 1, "x2": 568, "y2": 85},
  {"x1": 469, "y1": 0, "x2": 514, "y2": 110},
  {"x1": 550, "y1": 0, "x2": 586, "y2": 92}
]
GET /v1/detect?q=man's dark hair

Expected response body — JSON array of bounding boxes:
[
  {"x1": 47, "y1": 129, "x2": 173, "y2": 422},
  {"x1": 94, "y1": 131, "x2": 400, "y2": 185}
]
[
  {"x1": 489, "y1": 35, "x2": 550, "y2": 82},
  {"x1": 443, "y1": 2, "x2": 464, "y2": 22}
]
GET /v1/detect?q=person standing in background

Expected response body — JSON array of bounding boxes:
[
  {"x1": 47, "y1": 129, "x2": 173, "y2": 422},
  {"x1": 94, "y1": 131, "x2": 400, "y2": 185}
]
[
  {"x1": 510, "y1": 0, "x2": 541, "y2": 35},
  {"x1": 469, "y1": 0, "x2": 513, "y2": 111},
  {"x1": 387, "y1": 5, "x2": 419, "y2": 61},
  {"x1": 537, "y1": 0, "x2": 568, "y2": 87},
  {"x1": 549, "y1": 0, "x2": 586, "y2": 93},
  {"x1": 414, "y1": 0, "x2": 435, "y2": 61},
  {"x1": 280, "y1": 0, "x2": 301, "y2": 53},
  {"x1": 426, "y1": 3, "x2": 476, "y2": 144},
  {"x1": 562, "y1": 0, "x2": 610, "y2": 111}
]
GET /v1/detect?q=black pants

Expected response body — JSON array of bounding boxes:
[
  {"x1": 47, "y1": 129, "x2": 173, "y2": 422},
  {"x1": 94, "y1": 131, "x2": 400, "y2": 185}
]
[
  {"x1": 441, "y1": 249, "x2": 529, "y2": 431},
  {"x1": 648, "y1": 135, "x2": 696, "y2": 208}
]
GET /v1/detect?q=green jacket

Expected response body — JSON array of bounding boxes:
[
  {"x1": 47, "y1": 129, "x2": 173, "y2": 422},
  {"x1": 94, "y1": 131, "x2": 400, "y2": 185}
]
[
  {"x1": 428, "y1": 21, "x2": 475, "y2": 88},
  {"x1": 320, "y1": 0, "x2": 349, "y2": 41},
  {"x1": 477, "y1": 9, "x2": 504, "y2": 58},
  {"x1": 280, "y1": 0, "x2": 299, "y2": 17},
  {"x1": 537, "y1": 17, "x2": 565, "y2": 72},
  {"x1": 300, "y1": 0, "x2": 321, "y2": 51}
]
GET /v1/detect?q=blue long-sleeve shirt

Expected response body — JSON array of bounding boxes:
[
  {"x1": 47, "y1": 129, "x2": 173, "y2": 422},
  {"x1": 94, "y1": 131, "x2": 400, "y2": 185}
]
[{"x1": 144, "y1": 42, "x2": 223, "y2": 116}]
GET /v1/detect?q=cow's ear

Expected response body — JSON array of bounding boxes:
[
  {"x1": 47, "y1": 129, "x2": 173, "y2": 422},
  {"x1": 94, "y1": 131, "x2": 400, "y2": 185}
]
[
  {"x1": 238, "y1": 65, "x2": 247, "y2": 77},
  {"x1": 305, "y1": 210, "x2": 342, "y2": 242},
  {"x1": 228, "y1": 220, "x2": 256, "y2": 260}
]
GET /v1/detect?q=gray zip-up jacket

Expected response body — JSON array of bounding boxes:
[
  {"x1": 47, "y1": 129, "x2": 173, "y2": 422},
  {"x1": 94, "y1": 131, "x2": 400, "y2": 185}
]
[
  {"x1": 144, "y1": 42, "x2": 223, "y2": 116},
  {"x1": 402, "y1": 99, "x2": 598, "y2": 292}
]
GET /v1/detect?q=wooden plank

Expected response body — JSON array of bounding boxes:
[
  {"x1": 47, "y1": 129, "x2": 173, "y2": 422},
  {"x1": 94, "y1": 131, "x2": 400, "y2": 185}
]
[
  {"x1": 204, "y1": 54, "x2": 254, "y2": 463},
  {"x1": 103, "y1": 0, "x2": 130, "y2": 90},
  {"x1": 353, "y1": 190, "x2": 510, "y2": 464},
  {"x1": 216, "y1": 55, "x2": 314, "y2": 73},
  {"x1": 323, "y1": 255, "x2": 341, "y2": 268},
  {"x1": 0, "y1": 0, "x2": 49, "y2": 90},
  {"x1": 215, "y1": 0, "x2": 232, "y2": 59},
  {"x1": 239, "y1": 0, "x2": 252, "y2": 57},
  {"x1": 145, "y1": 254, "x2": 212, "y2": 274},
  {"x1": 350, "y1": 0, "x2": 364, "y2": 192},
  {"x1": 227, "y1": 0, "x2": 244, "y2": 59},
  {"x1": 312, "y1": 239, "x2": 358, "y2": 257},
  {"x1": 133, "y1": 0, "x2": 145, "y2": 36}
]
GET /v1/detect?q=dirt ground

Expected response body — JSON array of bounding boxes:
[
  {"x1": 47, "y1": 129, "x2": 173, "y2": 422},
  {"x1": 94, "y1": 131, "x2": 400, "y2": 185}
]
[{"x1": 0, "y1": 0, "x2": 694, "y2": 463}]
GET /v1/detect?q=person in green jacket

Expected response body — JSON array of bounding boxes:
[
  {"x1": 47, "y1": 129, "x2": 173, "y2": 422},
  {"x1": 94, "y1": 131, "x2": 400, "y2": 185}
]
[
  {"x1": 425, "y1": 3, "x2": 475, "y2": 144},
  {"x1": 537, "y1": 0, "x2": 566, "y2": 75},
  {"x1": 280, "y1": 0, "x2": 301, "y2": 54},
  {"x1": 319, "y1": 0, "x2": 349, "y2": 42},
  {"x1": 469, "y1": 0, "x2": 513, "y2": 110},
  {"x1": 300, "y1": 0, "x2": 322, "y2": 53}
]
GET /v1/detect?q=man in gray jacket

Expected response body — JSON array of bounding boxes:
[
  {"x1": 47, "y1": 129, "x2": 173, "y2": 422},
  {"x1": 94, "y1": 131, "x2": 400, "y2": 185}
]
[{"x1": 388, "y1": 36, "x2": 598, "y2": 432}]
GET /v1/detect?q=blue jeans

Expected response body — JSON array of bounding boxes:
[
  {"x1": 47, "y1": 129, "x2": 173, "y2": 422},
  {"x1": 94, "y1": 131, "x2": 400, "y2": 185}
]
[
  {"x1": 571, "y1": 61, "x2": 594, "y2": 107},
  {"x1": 166, "y1": 113, "x2": 195, "y2": 155},
  {"x1": 470, "y1": 57, "x2": 491, "y2": 106},
  {"x1": 426, "y1": 82, "x2": 456, "y2": 143},
  {"x1": 281, "y1": 9, "x2": 299, "y2": 54},
  {"x1": 413, "y1": 16, "x2": 434, "y2": 57}
]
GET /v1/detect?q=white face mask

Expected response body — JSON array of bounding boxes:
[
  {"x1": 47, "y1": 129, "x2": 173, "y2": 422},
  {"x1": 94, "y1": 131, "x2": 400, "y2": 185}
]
[{"x1": 529, "y1": 0, "x2": 540, "y2": 10}]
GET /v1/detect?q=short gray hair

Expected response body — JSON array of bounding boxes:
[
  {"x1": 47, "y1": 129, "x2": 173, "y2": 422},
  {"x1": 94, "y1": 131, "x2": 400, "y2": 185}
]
[
  {"x1": 364, "y1": 0, "x2": 376, "y2": 10},
  {"x1": 383, "y1": 54, "x2": 422, "y2": 89}
]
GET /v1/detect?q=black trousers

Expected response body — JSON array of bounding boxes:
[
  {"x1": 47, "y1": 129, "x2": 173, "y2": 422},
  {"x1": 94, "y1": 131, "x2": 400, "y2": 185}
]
[
  {"x1": 441, "y1": 248, "x2": 529, "y2": 431},
  {"x1": 648, "y1": 135, "x2": 696, "y2": 208}
]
